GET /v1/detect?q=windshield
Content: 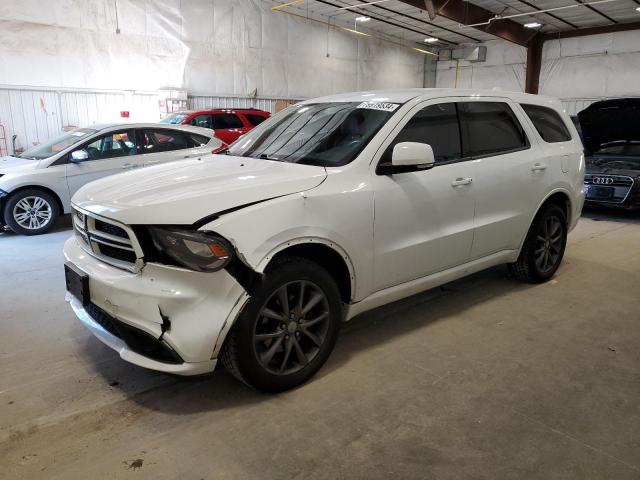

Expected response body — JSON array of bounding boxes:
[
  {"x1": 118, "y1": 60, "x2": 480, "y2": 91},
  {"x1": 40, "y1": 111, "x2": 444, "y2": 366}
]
[
  {"x1": 18, "y1": 128, "x2": 97, "y2": 160},
  {"x1": 227, "y1": 102, "x2": 397, "y2": 166},
  {"x1": 160, "y1": 113, "x2": 189, "y2": 125},
  {"x1": 591, "y1": 141, "x2": 640, "y2": 157}
]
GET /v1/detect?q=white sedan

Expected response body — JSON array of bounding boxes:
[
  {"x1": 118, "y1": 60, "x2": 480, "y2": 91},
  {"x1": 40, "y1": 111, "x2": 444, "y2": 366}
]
[{"x1": 0, "y1": 123, "x2": 223, "y2": 235}]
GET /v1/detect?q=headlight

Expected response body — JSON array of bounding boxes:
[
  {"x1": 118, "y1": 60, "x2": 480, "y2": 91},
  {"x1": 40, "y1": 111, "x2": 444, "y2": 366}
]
[{"x1": 149, "y1": 227, "x2": 233, "y2": 272}]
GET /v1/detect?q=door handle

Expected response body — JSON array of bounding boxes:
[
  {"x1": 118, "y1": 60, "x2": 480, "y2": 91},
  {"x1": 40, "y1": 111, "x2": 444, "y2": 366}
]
[
  {"x1": 451, "y1": 177, "x2": 473, "y2": 187},
  {"x1": 531, "y1": 163, "x2": 547, "y2": 171}
]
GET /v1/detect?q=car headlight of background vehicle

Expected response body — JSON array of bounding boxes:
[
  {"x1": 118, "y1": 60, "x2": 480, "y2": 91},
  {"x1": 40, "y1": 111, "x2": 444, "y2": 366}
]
[{"x1": 149, "y1": 227, "x2": 233, "y2": 272}]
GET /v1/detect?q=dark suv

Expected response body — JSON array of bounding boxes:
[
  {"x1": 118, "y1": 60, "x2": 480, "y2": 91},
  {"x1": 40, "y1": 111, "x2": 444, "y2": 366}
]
[
  {"x1": 579, "y1": 98, "x2": 640, "y2": 209},
  {"x1": 160, "y1": 108, "x2": 270, "y2": 146}
]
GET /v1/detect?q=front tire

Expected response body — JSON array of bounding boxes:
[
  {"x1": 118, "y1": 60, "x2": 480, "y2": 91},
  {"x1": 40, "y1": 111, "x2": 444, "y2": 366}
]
[
  {"x1": 509, "y1": 203, "x2": 567, "y2": 283},
  {"x1": 4, "y1": 189, "x2": 60, "y2": 235},
  {"x1": 221, "y1": 257, "x2": 342, "y2": 392}
]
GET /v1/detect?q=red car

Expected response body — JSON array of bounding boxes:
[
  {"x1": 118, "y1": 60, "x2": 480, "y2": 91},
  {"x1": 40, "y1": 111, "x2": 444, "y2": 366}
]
[{"x1": 160, "y1": 108, "x2": 270, "y2": 146}]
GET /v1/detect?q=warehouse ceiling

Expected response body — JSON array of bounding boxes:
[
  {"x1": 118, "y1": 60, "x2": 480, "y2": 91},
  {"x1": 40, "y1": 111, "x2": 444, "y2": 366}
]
[{"x1": 274, "y1": 0, "x2": 640, "y2": 47}]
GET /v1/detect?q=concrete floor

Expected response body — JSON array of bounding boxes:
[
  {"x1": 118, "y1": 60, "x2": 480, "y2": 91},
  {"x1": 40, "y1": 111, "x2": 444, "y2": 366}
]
[{"x1": 1, "y1": 209, "x2": 639, "y2": 479}]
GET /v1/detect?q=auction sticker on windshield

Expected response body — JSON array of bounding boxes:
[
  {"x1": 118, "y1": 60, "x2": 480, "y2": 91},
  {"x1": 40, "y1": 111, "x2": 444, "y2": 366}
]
[{"x1": 357, "y1": 102, "x2": 400, "y2": 112}]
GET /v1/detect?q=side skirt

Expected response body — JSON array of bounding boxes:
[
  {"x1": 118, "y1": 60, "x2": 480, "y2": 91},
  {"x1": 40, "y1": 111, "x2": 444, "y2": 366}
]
[{"x1": 344, "y1": 250, "x2": 518, "y2": 320}]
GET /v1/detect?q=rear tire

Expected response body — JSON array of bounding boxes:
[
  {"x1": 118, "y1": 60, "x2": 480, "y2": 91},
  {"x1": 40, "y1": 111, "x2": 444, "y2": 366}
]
[
  {"x1": 221, "y1": 257, "x2": 341, "y2": 393},
  {"x1": 509, "y1": 203, "x2": 567, "y2": 283},
  {"x1": 4, "y1": 189, "x2": 59, "y2": 236}
]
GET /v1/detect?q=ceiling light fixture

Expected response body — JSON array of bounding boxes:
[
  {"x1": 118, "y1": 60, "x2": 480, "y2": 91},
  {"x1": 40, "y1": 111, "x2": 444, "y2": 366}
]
[
  {"x1": 355, "y1": 16, "x2": 371, "y2": 22},
  {"x1": 524, "y1": 22, "x2": 542, "y2": 28},
  {"x1": 636, "y1": 6, "x2": 640, "y2": 12},
  {"x1": 343, "y1": 27, "x2": 371, "y2": 36},
  {"x1": 414, "y1": 47, "x2": 439, "y2": 57},
  {"x1": 424, "y1": 37, "x2": 439, "y2": 43}
]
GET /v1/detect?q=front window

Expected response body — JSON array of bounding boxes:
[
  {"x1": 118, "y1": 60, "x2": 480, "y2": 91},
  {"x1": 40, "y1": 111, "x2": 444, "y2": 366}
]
[
  {"x1": 227, "y1": 102, "x2": 397, "y2": 167},
  {"x1": 80, "y1": 130, "x2": 136, "y2": 160},
  {"x1": 160, "y1": 113, "x2": 189, "y2": 125},
  {"x1": 18, "y1": 128, "x2": 96, "y2": 160}
]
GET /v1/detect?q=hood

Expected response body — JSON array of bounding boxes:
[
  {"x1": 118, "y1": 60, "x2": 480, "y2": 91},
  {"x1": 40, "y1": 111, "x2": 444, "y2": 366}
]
[
  {"x1": 585, "y1": 155, "x2": 640, "y2": 176},
  {"x1": 578, "y1": 99, "x2": 640, "y2": 154},
  {"x1": 72, "y1": 155, "x2": 327, "y2": 225},
  {"x1": 0, "y1": 155, "x2": 42, "y2": 174}
]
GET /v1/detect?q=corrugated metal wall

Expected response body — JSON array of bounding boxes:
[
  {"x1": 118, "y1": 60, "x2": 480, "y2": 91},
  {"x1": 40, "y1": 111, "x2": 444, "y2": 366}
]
[
  {"x1": 560, "y1": 98, "x2": 600, "y2": 116},
  {"x1": 187, "y1": 95, "x2": 300, "y2": 113},
  {"x1": 2, "y1": 88, "x2": 612, "y2": 154},
  {"x1": 0, "y1": 87, "x2": 295, "y2": 154},
  {"x1": 0, "y1": 87, "x2": 161, "y2": 153}
]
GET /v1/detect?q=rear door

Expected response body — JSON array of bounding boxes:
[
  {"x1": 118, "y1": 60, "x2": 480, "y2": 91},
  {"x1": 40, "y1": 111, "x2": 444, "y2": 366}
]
[
  {"x1": 137, "y1": 128, "x2": 206, "y2": 167},
  {"x1": 461, "y1": 99, "x2": 548, "y2": 258},
  {"x1": 65, "y1": 129, "x2": 139, "y2": 197}
]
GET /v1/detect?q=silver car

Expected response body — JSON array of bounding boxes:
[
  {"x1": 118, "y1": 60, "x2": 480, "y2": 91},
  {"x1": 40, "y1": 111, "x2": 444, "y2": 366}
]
[{"x1": 0, "y1": 123, "x2": 223, "y2": 235}]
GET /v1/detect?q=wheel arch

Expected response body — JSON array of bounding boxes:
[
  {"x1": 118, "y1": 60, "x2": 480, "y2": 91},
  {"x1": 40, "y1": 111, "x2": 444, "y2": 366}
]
[
  {"x1": 1, "y1": 185, "x2": 65, "y2": 223},
  {"x1": 535, "y1": 189, "x2": 573, "y2": 226},
  {"x1": 260, "y1": 238, "x2": 355, "y2": 305}
]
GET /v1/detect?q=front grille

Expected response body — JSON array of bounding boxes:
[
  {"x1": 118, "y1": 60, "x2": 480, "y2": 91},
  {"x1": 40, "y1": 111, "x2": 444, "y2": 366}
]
[
  {"x1": 72, "y1": 207, "x2": 140, "y2": 271},
  {"x1": 98, "y1": 244, "x2": 137, "y2": 263},
  {"x1": 86, "y1": 302, "x2": 182, "y2": 364},
  {"x1": 95, "y1": 219, "x2": 128, "y2": 239},
  {"x1": 584, "y1": 174, "x2": 634, "y2": 204}
]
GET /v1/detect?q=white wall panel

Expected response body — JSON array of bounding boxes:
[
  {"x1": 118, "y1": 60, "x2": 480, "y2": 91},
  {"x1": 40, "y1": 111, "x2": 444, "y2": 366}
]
[
  {"x1": 436, "y1": 32, "x2": 640, "y2": 115},
  {"x1": 0, "y1": 0, "x2": 425, "y2": 99},
  {"x1": 436, "y1": 40, "x2": 527, "y2": 92}
]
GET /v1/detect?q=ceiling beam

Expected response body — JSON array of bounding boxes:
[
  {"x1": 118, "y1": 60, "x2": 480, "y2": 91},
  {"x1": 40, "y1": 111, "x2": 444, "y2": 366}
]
[
  {"x1": 362, "y1": 2, "x2": 483, "y2": 43},
  {"x1": 574, "y1": 0, "x2": 617, "y2": 24},
  {"x1": 514, "y1": 0, "x2": 579, "y2": 29},
  {"x1": 313, "y1": 0, "x2": 460, "y2": 45},
  {"x1": 396, "y1": 0, "x2": 536, "y2": 47},
  {"x1": 541, "y1": 20, "x2": 640, "y2": 40}
]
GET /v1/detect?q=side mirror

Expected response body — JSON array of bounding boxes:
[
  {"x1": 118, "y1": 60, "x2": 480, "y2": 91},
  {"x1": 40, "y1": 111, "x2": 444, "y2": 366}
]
[
  {"x1": 70, "y1": 149, "x2": 89, "y2": 163},
  {"x1": 378, "y1": 142, "x2": 435, "y2": 175}
]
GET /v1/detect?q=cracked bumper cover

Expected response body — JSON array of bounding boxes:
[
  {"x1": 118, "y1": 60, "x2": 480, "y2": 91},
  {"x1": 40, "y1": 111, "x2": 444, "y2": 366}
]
[{"x1": 63, "y1": 236, "x2": 248, "y2": 375}]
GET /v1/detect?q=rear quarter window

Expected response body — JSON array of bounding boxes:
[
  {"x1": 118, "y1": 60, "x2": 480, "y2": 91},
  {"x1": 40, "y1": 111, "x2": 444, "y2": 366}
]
[
  {"x1": 213, "y1": 114, "x2": 244, "y2": 129},
  {"x1": 521, "y1": 104, "x2": 572, "y2": 143},
  {"x1": 244, "y1": 114, "x2": 268, "y2": 127}
]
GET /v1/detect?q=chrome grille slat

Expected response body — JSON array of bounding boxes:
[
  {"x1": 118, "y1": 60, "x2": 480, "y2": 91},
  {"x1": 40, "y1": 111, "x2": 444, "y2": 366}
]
[
  {"x1": 90, "y1": 237, "x2": 136, "y2": 252},
  {"x1": 89, "y1": 230, "x2": 135, "y2": 247},
  {"x1": 71, "y1": 207, "x2": 142, "y2": 272}
]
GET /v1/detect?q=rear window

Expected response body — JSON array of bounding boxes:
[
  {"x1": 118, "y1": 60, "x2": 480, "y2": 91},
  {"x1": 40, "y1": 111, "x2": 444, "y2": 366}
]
[
  {"x1": 160, "y1": 113, "x2": 188, "y2": 125},
  {"x1": 213, "y1": 114, "x2": 244, "y2": 129},
  {"x1": 244, "y1": 114, "x2": 268, "y2": 126},
  {"x1": 459, "y1": 102, "x2": 528, "y2": 157},
  {"x1": 521, "y1": 104, "x2": 572, "y2": 143},
  {"x1": 188, "y1": 133, "x2": 210, "y2": 146}
]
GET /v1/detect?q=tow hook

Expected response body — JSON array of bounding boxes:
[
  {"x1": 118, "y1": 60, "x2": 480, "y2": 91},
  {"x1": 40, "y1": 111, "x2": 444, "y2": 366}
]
[{"x1": 157, "y1": 306, "x2": 171, "y2": 341}]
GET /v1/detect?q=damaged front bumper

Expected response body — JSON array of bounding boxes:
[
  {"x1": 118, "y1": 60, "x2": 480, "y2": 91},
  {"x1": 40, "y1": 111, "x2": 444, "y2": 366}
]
[{"x1": 63, "y1": 236, "x2": 248, "y2": 375}]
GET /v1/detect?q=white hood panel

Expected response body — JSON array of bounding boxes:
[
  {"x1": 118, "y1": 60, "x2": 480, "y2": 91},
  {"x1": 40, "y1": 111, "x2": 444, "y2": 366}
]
[
  {"x1": 0, "y1": 156, "x2": 42, "y2": 173},
  {"x1": 72, "y1": 155, "x2": 327, "y2": 225}
]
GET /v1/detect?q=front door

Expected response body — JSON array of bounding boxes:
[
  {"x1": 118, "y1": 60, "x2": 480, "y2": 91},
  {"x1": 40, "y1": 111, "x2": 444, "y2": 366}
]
[
  {"x1": 372, "y1": 101, "x2": 476, "y2": 291},
  {"x1": 65, "y1": 129, "x2": 140, "y2": 197}
]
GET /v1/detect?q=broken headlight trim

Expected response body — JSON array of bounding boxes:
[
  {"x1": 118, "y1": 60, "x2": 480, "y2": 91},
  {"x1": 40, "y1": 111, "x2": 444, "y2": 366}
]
[{"x1": 149, "y1": 227, "x2": 233, "y2": 272}]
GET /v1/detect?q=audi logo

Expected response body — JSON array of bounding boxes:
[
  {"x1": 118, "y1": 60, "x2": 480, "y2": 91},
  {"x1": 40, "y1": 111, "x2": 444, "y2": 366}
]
[{"x1": 592, "y1": 177, "x2": 614, "y2": 185}]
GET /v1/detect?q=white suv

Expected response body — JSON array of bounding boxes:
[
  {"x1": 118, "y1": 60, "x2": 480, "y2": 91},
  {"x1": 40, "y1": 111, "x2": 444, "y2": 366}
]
[
  {"x1": 0, "y1": 124, "x2": 222, "y2": 235},
  {"x1": 63, "y1": 89, "x2": 585, "y2": 392}
]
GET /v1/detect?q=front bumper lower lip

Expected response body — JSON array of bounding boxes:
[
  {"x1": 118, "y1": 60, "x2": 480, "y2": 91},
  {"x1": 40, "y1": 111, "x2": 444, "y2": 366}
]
[{"x1": 67, "y1": 293, "x2": 217, "y2": 376}]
